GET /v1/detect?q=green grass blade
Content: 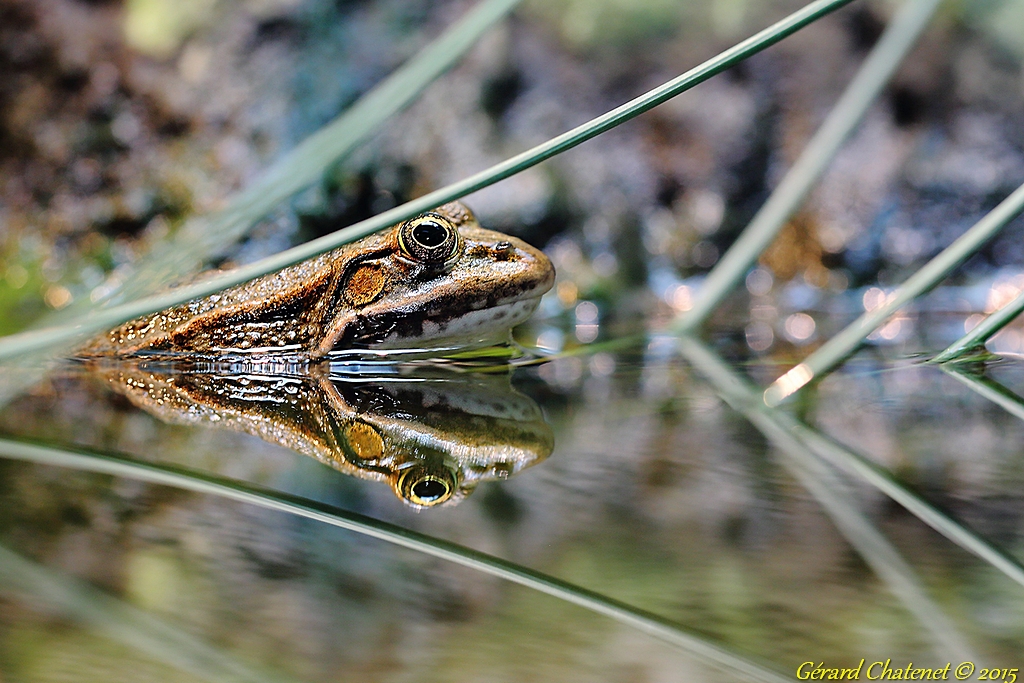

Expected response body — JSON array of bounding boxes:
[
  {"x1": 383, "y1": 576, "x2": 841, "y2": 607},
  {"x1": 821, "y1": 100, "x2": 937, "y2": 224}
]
[
  {"x1": 0, "y1": 0, "x2": 521, "y2": 406},
  {"x1": 932, "y1": 289, "x2": 1024, "y2": 363},
  {"x1": 676, "y1": 0, "x2": 944, "y2": 332},
  {"x1": 764, "y1": 182, "x2": 1024, "y2": 406},
  {"x1": 0, "y1": 543, "x2": 302, "y2": 683},
  {"x1": 0, "y1": 0, "x2": 857, "y2": 362},
  {"x1": 941, "y1": 364, "x2": 1024, "y2": 424},
  {"x1": 0, "y1": 438, "x2": 791, "y2": 683},
  {"x1": 104, "y1": 0, "x2": 523, "y2": 305},
  {"x1": 678, "y1": 337, "x2": 976, "y2": 660}
]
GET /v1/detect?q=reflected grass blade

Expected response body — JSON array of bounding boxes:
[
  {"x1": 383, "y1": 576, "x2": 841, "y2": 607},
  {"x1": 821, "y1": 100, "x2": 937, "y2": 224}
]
[
  {"x1": 941, "y1": 364, "x2": 1024, "y2": 424},
  {"x1": 0, "y1": 438, "x2": 790, "y2": 683},
  {"x1": 764, "y1": 182, "x2": 1024, "y2": 406},
  {"x1": 106, "y1": 0, "x2": 522, "y2": 305},
  {"x1": 0, "y1": 0, "x2": 857, "y2": 362},
  {"x1": 0, "y1": 544, "x2": 302, "y2": 683},
  {"x1": 685, "y1": 338, "x2": 1024, "y2": 591},
  {"x1": 787, "y1": 411, "x2": 1024, "y2": 590},
  {"x1": 932, "y1": 289, "x2": 1024, "y2": 363},
  {"x1": 676, "y1": 0, "x2": 944, "y2": 332},
  {"x1": 678, "y1": 337, "x2": 975, "y2": 660}
]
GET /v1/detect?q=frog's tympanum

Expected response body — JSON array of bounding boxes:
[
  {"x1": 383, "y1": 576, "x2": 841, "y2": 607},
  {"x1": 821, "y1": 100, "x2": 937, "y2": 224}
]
[
  {"x1": 81, "y1": 202, "x2": 554, "y2": 361},
  {"x1": 94, "y1": 363, "x2": 553, "y2": 508}
]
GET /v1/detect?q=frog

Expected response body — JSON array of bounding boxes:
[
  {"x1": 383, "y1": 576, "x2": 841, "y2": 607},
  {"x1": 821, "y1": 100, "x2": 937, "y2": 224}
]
[
  {"x1": 89, "y1": 361, "x2": 553, "y2": 508},
  {"x1": 79, "y1": 202, "x2": 555, "y2": 361}
]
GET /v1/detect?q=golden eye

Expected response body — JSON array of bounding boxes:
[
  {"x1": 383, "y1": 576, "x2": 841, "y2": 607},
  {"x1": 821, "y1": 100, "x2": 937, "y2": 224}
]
[
  {"x1": 398, "y1": 214, "x2": 462, "y2": 266},
  {"x1": 397, "y1": 466, "x2": 456, "y2": 506}
]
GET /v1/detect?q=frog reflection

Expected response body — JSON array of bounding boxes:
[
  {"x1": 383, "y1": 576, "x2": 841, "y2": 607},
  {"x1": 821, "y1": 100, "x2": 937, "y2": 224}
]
[{"x1": 94, "y1": 363, "x2": 553, "y2": 508}]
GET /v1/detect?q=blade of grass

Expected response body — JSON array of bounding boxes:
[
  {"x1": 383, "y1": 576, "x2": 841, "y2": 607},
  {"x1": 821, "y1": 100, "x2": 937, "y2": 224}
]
[
  {"x1": 941, "y1": 364, "x2": 1024, "y2": 423},
  {"x1": 931, "y1": 289, "x2": 1024, "y2": 363},
  {"x1": 676, "y1": 0, "x2": 944, "y2": 332},
  {"x1": 0, "y1": 0, "x2": 857, "y2": 362},
  {"x1": 104, "y1": 0, "x2": 523, "y2": 305},
  {"x1": 678, "y1": 337, "x2": 975, "y2": 660},
  {"x1": 0, "y1": 438, "x2": 791, "y2": 683},
  {"x1": 0, "y1": 543, "x2": 303, "y2": 683},
  {"x1": 764, "y1": 182, "x2": 1024, "y2": 406},
  {"x1": 0, "y1": 0, "x2": 522, "y2": 410},
  {"x1": 513, "y1": 333, "x2": 647, "y2": 363}
]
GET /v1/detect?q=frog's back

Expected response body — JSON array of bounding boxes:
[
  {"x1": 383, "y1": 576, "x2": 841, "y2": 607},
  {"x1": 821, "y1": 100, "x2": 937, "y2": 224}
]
[{"x1": 79, "y1": 243, "x2": 376, "y2": 358}]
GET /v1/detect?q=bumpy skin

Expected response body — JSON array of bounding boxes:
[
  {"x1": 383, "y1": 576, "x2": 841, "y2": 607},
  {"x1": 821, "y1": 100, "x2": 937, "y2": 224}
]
[{"x1": 79, "y1": 203, "x2": 554, "y2": 360}]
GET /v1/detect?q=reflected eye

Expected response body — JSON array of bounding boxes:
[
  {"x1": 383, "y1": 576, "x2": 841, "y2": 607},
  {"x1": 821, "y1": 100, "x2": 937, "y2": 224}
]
[
  {"x1": 398, "y1": 214, "x2": 461, "y2": 265},
  {"x1": 397, "y1": 467, "x2": 456, "y2": 507},
  {"x1": 412, "y1": 478, "x2": 449, "y2": 502}
]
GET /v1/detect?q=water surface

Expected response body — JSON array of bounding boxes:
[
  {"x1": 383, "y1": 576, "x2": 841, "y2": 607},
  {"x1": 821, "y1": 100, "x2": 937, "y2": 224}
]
[{"x1": 1, "y1": 331, "x2": 1023, "y2": 682}]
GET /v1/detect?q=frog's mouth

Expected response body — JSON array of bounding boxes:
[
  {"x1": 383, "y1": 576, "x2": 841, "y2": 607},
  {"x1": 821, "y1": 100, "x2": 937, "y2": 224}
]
[
  {"x1": 344, "y1": 289, "x2": 548, "y2": 350},
  {"x1": 402, "y1": 297, "x2": 544, "y2": 349}
]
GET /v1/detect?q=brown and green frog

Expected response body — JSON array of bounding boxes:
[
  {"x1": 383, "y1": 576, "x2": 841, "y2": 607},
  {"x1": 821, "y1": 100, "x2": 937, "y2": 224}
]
[
  {"x1": 77, "y1": 202, "x2": 556, "y2": 507},
  {"x1": 79, "y1": 202, "x2": 555, "y2": 361}
]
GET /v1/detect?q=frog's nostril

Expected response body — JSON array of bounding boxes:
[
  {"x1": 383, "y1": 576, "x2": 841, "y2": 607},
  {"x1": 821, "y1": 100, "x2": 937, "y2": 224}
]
[{"x1": 493, "y1": 241, "x2": 514, "y2": 260}]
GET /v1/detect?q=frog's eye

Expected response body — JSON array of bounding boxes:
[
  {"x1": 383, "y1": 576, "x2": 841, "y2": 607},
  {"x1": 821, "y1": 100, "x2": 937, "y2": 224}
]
[
  {"x1": 397, "y1": 466, "x2": 456, "y2": 507},
  {"x1": 398, "y1": 214, "x2": 462, "y2": 266}
]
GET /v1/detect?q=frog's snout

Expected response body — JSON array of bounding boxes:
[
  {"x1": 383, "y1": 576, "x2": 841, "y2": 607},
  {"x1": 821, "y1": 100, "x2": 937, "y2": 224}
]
[
  {"x1": 462, "y1": 226, "x2": 555, "y2": 302},
  {"x1": 508, "y1": 237, "x2": 555, "y2": 301}
]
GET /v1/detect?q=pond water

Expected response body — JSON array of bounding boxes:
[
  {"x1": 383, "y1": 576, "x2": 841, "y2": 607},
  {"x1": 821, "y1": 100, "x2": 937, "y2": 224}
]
[{"x1": 1, "y1": 322, "x2": 1023, "y2": 682}]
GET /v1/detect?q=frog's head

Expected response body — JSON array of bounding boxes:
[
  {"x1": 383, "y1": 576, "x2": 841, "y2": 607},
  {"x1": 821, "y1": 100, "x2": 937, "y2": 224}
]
[
  {"x1": 321, "y1": 202, "x2": 554, "y2": 353},
  {"x1": 330, "y1": 376, "x2": 554, "y2": 509}
]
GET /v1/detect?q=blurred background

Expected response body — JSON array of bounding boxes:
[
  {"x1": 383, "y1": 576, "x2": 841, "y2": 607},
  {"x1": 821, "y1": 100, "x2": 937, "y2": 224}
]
[{"x1": 2, "y1": 0, "x2": 1024, "y2": 680}]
